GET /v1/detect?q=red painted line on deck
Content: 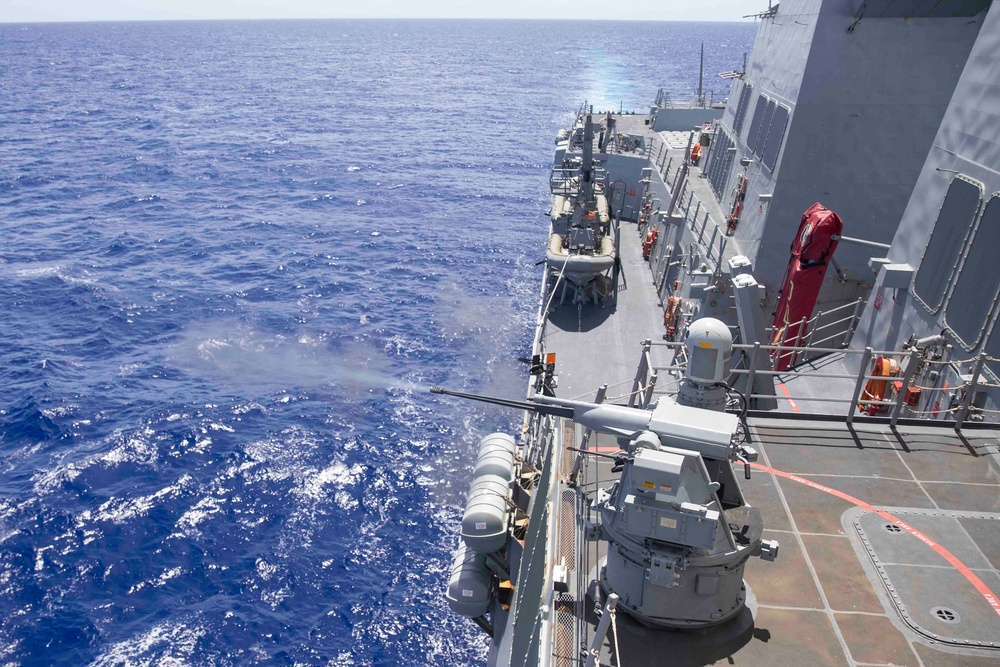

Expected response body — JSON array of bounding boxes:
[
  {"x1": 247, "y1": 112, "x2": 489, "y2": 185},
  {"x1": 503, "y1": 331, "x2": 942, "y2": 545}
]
[
  {"x1": 776, "y1": 382, "x2": 800, "y2": 413},
  {"x1": 750, "y1": 461, "x2": 1000, "y2": 620}
]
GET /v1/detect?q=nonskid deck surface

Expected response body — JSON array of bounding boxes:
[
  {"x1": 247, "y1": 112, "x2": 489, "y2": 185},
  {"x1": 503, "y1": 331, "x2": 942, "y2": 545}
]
[{"x1": 562, "y1": 418, "x2": 1000, "y2": 667}]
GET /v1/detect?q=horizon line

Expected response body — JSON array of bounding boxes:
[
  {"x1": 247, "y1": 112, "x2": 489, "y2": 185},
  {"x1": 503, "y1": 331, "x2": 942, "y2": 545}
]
[{"x1": 0, "y1": 16, "x2": 758, "y2": 25}]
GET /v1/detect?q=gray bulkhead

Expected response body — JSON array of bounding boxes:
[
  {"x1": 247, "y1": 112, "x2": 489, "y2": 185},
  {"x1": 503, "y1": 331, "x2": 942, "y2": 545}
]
[
  {"x1": 706, "y1": 0, "x2": 984, "y2": 313},
  {"x1": 853, "y1": 0, "x2": 1000, "y2": 383}
]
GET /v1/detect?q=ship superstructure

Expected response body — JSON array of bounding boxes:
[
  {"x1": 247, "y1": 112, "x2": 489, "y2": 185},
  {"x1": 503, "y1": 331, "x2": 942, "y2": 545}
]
[{"x1": 437, "y1": 2, "x2": 1000, "y2": 665}]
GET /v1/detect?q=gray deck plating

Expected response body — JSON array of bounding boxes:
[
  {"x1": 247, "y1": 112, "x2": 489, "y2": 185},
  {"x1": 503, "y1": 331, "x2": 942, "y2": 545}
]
[
  {"x1": 559, "y1": 416, "x2": 1000, "y2": 666},
  {"x1": 544, "y1": 225, "x2": 1000, "y2": 666}
]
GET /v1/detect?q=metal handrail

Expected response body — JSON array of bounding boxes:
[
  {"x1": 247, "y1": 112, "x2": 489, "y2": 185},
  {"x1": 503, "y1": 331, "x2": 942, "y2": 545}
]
[{"x1": 628, "y1": 338, "x2": 996, "y2": 430}]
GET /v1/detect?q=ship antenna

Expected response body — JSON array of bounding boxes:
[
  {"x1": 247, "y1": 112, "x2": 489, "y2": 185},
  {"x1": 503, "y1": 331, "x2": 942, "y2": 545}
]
[
  {"x1": 698, "y1": 43, "x2": 704, "y2": 107},
  {"x1": 581, "y1": 111, "x2": 594, "y2": 205}
]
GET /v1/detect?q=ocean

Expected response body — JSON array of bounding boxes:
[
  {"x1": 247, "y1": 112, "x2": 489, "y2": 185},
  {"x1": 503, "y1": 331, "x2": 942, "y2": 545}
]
[{"x1": 0, "y1": 18, "x2": 754, "y2": 666}]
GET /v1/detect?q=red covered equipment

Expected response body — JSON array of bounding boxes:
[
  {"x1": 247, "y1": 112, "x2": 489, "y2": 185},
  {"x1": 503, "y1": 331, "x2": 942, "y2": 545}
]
[{"x1": 771, "y1": 202, "x2": 843, "y2": 371}]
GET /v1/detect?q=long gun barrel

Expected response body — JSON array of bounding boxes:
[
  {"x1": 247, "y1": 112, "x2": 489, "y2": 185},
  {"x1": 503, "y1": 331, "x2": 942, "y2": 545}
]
[
  {"x1": 429, "y1": 386, "x2": 575, "y2": 419},
  {"x1": 430, "y1": 386, "x2": 739, "y2": 461},
  {"x1": 430, "y1": 386, "x2": 655, "y2": 439}
]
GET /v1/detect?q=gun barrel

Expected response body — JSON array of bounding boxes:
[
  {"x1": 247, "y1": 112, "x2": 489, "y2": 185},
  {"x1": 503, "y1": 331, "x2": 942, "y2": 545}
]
[{"x1": 430, "y1": 387, "x2": 575, "y2": 419}]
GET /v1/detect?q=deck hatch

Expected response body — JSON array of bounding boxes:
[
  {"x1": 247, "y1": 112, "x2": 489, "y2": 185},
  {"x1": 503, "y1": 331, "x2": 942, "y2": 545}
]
[{"x1": 851, "y1": 508, "x2": 1000, "y2": 650}]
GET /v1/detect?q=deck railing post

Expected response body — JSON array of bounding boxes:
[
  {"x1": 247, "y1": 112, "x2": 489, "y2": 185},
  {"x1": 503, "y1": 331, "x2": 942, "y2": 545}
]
[
  {"x1": 792, "y1": 316, "x2": 807, "y2": 367},
  {"x1": 847, "y1": 297, "x2": 864, "y2": 346},
  {"x1": 584, "y1": 594, "x2": 620, "y2": 667},
  {"x1": 848, "y1": 347, "x2": 874, "y2": 424},
  {"x1": 629, "y1": 341, "x2": 651, "y2": 408},
  {"x1": 890, "y1": 349, "x2": 920, "y2": 428},
  {"x1": 803, "y1": 310, "x2": 823, "y2": 363},
  {"x1": 745, "y1": 342, "x2": 761, "y2": 408},
  {"x1": 571, "y1": 384, "x2": 607, "y2": 486},
  {"x1": 955, "y1": 352, "x2": 987, "y2": 432},
  {"x1": 642, "y1": 372, "x2": 659, "y2": 408}
]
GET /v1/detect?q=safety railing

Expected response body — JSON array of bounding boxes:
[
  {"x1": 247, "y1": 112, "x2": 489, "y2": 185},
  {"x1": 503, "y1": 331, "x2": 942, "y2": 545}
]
[
  {"x1": 506, "y1": 410, "x2": 560, "y2": 667},
  {"x1": 766, "y1": 297, "x2": 866, "y2": 368},
  {"x1": 656, "y1": 155, "x2": 729, "y2": 268},
  {"x1": 625, "y1": 339, "x2": 999, "y2": 432}
]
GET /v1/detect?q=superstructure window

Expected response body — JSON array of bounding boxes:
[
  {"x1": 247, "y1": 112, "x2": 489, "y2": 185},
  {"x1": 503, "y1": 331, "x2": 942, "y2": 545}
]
[
  {"x1": 762, "y1": 104, "x2": 789, "y2": 172},
  {"x1": 912, "y1": 175, "x2": 983, "y2": 314},
  {"x1": 707, "y1": 127, "x2": 735, "y2": 200},
  {"x1": 733, "y1": 82, "x2": 753, "y2": 136},
  {"x1": 754, "y1": 100, "x2": 776, "y2": 159},
  {"x1": 945, "y1": 194, "x2": 1000, "y2": 350},
  {"x1": 746, "y1": 95, "x2": 767, "y2": 152},
  {"x1": 986, "y1": 318, "x2": 1000, "y2": 381}
]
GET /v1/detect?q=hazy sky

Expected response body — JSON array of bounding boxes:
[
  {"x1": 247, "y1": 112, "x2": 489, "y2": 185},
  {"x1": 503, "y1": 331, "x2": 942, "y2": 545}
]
[{"x1": 3, "y1": 0, "x2": 761, "y2": 23}]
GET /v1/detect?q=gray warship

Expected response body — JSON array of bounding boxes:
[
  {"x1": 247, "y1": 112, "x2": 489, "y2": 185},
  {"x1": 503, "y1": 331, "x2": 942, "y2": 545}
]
[{"x1": 435, "y1": 2, "x2": 1000, "y2": 665}]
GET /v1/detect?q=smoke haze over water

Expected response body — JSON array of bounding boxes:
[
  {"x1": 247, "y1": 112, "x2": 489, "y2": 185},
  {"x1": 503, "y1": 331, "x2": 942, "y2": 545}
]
[{"x1": 0, "y1": 19, "x2": 754, "y2": 666}]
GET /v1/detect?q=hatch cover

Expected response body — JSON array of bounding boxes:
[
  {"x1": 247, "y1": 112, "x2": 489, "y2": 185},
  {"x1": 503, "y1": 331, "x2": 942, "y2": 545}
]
[{"x1": 850, "y1": 508, "x2": 1000, "y2": 650}]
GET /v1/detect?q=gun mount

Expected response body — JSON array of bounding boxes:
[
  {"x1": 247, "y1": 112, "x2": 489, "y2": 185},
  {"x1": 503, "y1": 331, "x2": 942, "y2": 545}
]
[{"x1": 433, "y1": 374, "x2": 777, "y2": 630}]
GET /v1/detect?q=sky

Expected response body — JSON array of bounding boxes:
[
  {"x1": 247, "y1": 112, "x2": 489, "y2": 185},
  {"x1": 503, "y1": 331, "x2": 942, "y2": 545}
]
[{"x1": 2, "y1": 0, "x2": 762, "y2": 23}]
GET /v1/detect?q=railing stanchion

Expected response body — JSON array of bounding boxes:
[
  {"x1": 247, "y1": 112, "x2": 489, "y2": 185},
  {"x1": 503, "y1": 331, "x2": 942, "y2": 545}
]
[
  {"x1": 745, "y1": 342, "x2": 761, "y2": 410},
  {"x1": 629, "y1": 340, "x2": 651, "y2": 408},
  {"x1": 847, "y1": 297, "x2": 865, "y2": 346},
  {"x1": 642, "y1": 372, "x2": 659, "y2": 408},
  {"x1": 848, "y1": 347, "x2": 873, "y2": 424},
  {"x1": 572, "y1": 385, "x2": 607, "y2": 486},
  {"x1": 793, "y1": 316, "x2": 807, "y2": 367},
  {"x1": 955, "y1": 352, "x2": 987, "y2": 432},
  {"x1": 803, "y1": 310, "x2": 823, "y2": 363},
  {"x1": 584, "y1": 594, "x2": 620, "y2": 667},
  {"x1": 890, "y1": 349, "x2": 920, "y2": 428}
]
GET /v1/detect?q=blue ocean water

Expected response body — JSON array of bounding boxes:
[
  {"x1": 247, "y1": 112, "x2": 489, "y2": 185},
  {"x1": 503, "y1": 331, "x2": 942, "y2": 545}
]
[{"x1": 0, "y1": 19, "x2": 754, "y2": 665}]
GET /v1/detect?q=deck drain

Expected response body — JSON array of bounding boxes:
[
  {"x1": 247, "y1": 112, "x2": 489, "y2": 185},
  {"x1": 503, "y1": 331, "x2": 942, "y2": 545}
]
[
  {"x1": 883, "y1": 523, "x2": 902, "y2": 533},
  {"x1": 931, "y1": 607, "x2": 960, "y2": 624}
]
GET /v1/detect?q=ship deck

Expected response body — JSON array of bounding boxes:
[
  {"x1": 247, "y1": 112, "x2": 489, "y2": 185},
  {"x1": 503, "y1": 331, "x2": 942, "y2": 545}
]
[
  {"x1": 542, "y1": 215, "x2": 678, "y2": 403},
  {"x1": 539, "y1": 201, "x2": 1000, "y2": 666},
  {"x1": 565, "y1": 418, "x2": 1000, "y2": 667}
]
